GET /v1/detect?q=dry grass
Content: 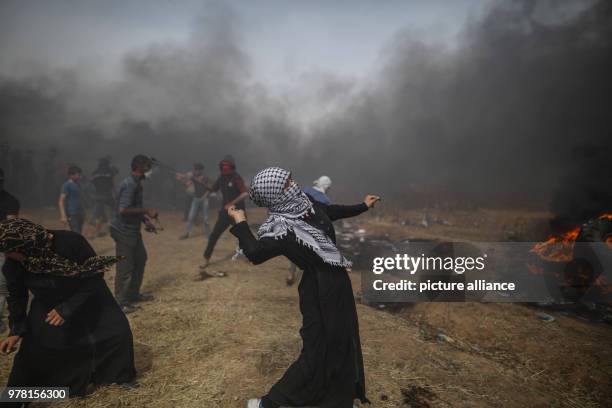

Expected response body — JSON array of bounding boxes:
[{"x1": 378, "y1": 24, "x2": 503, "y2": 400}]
[{"x1": 1, "y1": 207, "x2": 611, "y2": 407}]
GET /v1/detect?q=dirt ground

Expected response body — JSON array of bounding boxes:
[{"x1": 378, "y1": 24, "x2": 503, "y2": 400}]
[{"x1": 1, "y1": 207, "x2": 611, "y2": 407}]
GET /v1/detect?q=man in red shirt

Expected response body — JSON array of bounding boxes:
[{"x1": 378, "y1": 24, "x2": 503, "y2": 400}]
[{"x1": 198, "y1": 155, "x2": 248, "y2": 278}]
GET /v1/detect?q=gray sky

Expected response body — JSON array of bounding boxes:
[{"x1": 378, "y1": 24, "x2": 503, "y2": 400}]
[{"x1": 0, "y1": 0, "x2": 491, "y2": 84}]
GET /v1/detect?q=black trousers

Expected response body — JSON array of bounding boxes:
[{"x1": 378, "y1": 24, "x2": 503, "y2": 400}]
[
  {"x1": 203, "y1": 211, "x2": 235, "y2": 260},
  {"x1": 111, "y1": 227, "x2": 147, "y2": 305}
]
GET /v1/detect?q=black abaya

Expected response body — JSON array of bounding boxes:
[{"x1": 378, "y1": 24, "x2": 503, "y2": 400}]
[
  {"x1": 230, "y1": 200, "x2": 369, "y2": 408},
  {"x1": 2, "y1": 230, "x2": 136, "y2": 404}
]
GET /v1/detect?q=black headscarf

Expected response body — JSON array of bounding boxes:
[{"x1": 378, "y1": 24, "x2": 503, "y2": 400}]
[{"x1": 0, "y1": 218, "x2": 121, "y2": 277}]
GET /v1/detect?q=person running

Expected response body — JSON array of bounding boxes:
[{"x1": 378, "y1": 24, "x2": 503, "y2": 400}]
[
  {"x1": 198, "y1": 155, "x2": 248, "y2": 278},
  {"x1": 91, "y1": 156, "x2": 118, "y2": 237},
  {"x1": 58, "y1": 165, "x2": 85, "y2": 234},
  {"x1": 228, "y1": 167, "x2": 379, "y2": 408},
  {"x1": 176, "y1": 162, "x2": 212, "y2": 239},
  {"x1": 0, "y1": 168, "x2": 20, "y2": 334},
  {"x1": 0, "y1": 219, "x2": 136, "y2": 407},
  {"x1": 110, "y1": 155, "x2": 157, "y2": 313}
]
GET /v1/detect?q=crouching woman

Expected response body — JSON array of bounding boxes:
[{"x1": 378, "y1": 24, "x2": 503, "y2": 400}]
[
  {"x1": 0, "y1": 218, "x2": 136, "y2": 407},
  {"x1": 227, "y1": 167, "x2": 379, "y2": 408}
]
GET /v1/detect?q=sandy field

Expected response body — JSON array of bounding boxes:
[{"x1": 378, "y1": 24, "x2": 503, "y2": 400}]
[{"x1": 1, "y1": 207, "x2": 611, "y2": 408}]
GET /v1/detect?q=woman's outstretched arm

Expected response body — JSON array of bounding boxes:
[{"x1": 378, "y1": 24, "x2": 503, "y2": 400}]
[
  {"x1": 230, "y1": 221, "x2": 285, "y2": 265},
  {"x1": 325, "y1": 203, "x2": 368, "y2": 221},
  {"x1": 325, "y1": 195, "x2": 381, "y2": 221}
]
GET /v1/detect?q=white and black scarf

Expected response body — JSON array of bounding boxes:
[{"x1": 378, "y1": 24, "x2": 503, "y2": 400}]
[{"x1": 249, "y1": 167, "x2": 351, "y2": 268}]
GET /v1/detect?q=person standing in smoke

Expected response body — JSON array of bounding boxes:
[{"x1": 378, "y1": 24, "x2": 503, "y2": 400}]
[
  {"x1": 0, "y1": 168, "x2": 20, "y2": 334},
  {"x1": 176, "y1": 162, "x2": 212, "y2": 239},
  {"x1": 110, "y1": 155, "x2": 156, "y2": 314},
  {"x1": 0, "y1": 219, "x2": 136, "y2": 407},
  {"x1": 303, "y1": 175, "x2": 333, "y2": 205},
  {"x1": 286, "y1": 175, "x2": 334, "y2": 286},
  {"x1": 228, "y1": 167, "x2": 379, "y2": 408},
  {"x1": 91, "y1": 156, "x2": 118, "y2": 237},
  {"x1": 198, "y1": 155, "x2": 248, "y2": 278},
  {"x1": 58, "y1": 165, "x2": 85, "y2": 234}
]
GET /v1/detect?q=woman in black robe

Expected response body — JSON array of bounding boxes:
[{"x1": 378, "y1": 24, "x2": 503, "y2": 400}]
[
  {"x1": 227, "y1": 167, "x2": 379, "y2": 408},
  {"x1": 0, "y1": 218, "x2": 136, "y2": 407}
]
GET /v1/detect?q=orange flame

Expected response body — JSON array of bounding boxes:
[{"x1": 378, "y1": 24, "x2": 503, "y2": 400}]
[
  {"x1": 530, "y1": 226, "x2": 580, "y2": 262},
  {"x1": 530, "y1": 213, "x2": 611, "y2": 262}
]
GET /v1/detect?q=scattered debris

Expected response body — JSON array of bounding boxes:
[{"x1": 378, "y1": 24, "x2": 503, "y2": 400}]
[
  {"x1": 435, "y1": 329, "x2": 455, "y2": 344},
  {"x1": 537, "y1": 313, "x2": 555, "y2": 323}
]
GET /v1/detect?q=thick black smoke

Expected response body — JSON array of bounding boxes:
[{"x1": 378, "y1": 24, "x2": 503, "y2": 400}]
[
  {"x1": 0, "y1": 0, "x2": 610, "y2": 217},
  {"x1": 301, "y1": 0, "x2": 611, "y2": 213}
]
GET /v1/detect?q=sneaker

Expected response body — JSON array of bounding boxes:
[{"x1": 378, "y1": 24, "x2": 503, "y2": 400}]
[
  {"x1": 246, "y1": 399, "x2": 261, "y2": 408},
  {"x1": 231, "y1": 247, "x2": 244, "y2": 261},
  {"x1": 199, "y1": 258, "x2": 211, "y2": 270}
]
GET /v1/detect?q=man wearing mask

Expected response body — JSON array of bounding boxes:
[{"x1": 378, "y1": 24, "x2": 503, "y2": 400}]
[
  {"x1": 303, "y1": 175, "x2": 332, "y2": 205},
  {"x1": 199, "y1": 155, "x2": 248, "y2": 278},
  {"x1": 0, "y1": 168, "x2": 20, "y2": 333},
  {"x1": 110, "y1": 155, "x2": 157, "y2": 313}
]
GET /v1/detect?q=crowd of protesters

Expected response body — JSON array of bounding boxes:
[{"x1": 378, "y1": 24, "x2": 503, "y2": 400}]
[{"x1": 0, "y1": 148, "x2": 379, "y2": 408}]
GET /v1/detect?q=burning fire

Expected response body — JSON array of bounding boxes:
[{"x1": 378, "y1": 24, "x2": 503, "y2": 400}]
[
  {"x1": 531, "y1": 226, "x2": 581, "y2": 262},
  {"x1": 530, "y1": 213, "x2": 611, "y2": 262}
]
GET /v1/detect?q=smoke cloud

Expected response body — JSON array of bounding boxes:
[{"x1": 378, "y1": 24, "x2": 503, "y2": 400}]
[{"x1": 0, "y1": 0, "x2": 610, "y2": 218}]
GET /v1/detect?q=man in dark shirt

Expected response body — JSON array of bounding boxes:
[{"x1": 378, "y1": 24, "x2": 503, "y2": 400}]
[
  {"x1": 91, "y1": 156, "x2": 118, "y2": 237},
  {"x1": 176, "y1": 162, "x2": 212, "y2": 239},
  {"x1": 199, "y1": 155, "x2": 248, "y2": 277},
  {"x1": 110, "y1": 155, "x2": 157, "y2": 313},
  {"x1": 0, "y1": 168, "x2": 20, "y2": 333}
]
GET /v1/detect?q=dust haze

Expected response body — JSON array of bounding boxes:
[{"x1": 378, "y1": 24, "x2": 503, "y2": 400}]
[{"x1": 1, "y1": 0, "x2": 610, "y2": 220}]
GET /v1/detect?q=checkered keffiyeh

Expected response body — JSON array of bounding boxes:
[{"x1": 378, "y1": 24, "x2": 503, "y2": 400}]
[
  {"x1": 0, "y1": 218, "x2": 121, "y2": 277},
  {"x1": 250, "y1": 167, "x2": 351, "y2": 268}
]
